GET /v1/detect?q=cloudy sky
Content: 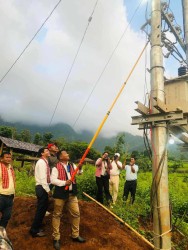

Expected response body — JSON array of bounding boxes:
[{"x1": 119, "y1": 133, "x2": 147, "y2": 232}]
[{"x1": 0, "y1": 0, "x2": 184, "y2": 137}]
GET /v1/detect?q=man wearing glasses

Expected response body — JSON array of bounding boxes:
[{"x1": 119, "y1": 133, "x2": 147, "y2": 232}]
[{"x1": 51, "y1": 149, "x2": 85, "y2": 250}]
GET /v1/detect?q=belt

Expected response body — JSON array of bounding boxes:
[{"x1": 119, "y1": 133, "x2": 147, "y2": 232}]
[
  {"x1": 126, "y1": 179, "x2": 137, "y2": 182},
  {"x1": 0, "y1": 194, "x2": 14, "y2": 198}
]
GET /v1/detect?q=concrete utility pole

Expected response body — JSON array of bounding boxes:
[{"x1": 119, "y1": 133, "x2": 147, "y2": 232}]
[
  {"x1": 182, "y1": 0, "x2": 188, "y2": 65},
  {"x1": 150, "y1": 0, "x2": 171, "y2": 249}
]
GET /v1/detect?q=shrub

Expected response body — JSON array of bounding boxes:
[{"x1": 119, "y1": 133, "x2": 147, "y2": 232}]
[
  {"x1": 15, "y1": 170, "x2": 35, "y2": 196},
  {"x1": 76, "y1": 164, "x2": 97, "y2": 199}
]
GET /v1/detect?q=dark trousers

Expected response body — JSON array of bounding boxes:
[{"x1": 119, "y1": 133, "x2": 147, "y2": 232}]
[
  {"x1": 96, "y1": 176, "x2": 112, "y2": 204},
  {"x1": 123, "y1": 180, "x2": 137, "y2": 204},
  {"x1": 0, "y1": 194, "x2": 14, "y2": 228},
  {"x1": 30, "y1": 185, "x2": 48, "y2": 234}
]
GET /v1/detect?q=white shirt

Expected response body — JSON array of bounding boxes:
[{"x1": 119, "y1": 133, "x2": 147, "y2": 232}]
[
  {"x1": 125, "y1": 164, "x2": 138, "y2": 181},
  {"x1": 51, "y1": 162, "x2": 81, "y2": 191},
  {"x1": 35, "y1": 158, "x2": 50, "y2": 193},
  {"x1": 110, "y1": 160, "x2": 122, "y2": 176}
]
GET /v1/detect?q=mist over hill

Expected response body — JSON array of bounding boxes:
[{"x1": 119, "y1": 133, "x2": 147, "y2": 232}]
[
  {"x1": 1, "y1": 118, "x2": 186, "y2": 159},
  {"x1": 0, "y1": 118, "x2": 145, "y2": 152}
]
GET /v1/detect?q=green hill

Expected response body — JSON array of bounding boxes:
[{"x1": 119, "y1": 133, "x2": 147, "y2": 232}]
[{"x1": 0, "y1": 118, "x2": 145, "y2": 152}]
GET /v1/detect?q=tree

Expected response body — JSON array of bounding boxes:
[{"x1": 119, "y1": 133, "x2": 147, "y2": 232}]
[
  {"x1": 67, "y1": 141, "x2": 100, "y2": 162},
  {"x1": 33, "y1": 133, "x2": 43, "y2": 145},
  {"x1": 115, "y1": 133, "x2": 125, "y2": 154},
  {"x1": 103, "y1": 146, "x2": 114, "y2": 158},
  {"x1": 131, "y1": 150, "x2": 139, "y2": 159},
  {"x1": 0, "y1": 126, "x2": 13, "y2": 138},
  {"x1": 43, "y1": 132, "x2": 53, "y2": 145},
  {"x1": 20, "y1": 129, "x2": 31, "y2": 142}
]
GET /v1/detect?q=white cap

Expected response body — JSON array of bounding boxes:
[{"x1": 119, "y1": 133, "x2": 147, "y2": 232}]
[{"x1": 114, "y1": 153, "x2": 120, "y2": 157}]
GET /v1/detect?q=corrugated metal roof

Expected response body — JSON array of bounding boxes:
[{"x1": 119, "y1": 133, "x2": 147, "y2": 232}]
[{"x1": 0, "y1": 136, "x2": 41, "y2": 153}]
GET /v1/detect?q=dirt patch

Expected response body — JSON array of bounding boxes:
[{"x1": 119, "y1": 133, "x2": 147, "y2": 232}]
[{"x1": 6, "y1": 197, "x2": 153, "y2": 250}]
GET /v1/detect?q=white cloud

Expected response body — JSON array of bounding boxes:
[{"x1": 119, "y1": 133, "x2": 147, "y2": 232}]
[{"x1": 0, "y1": 0, "x2": 157, "y2": 137}]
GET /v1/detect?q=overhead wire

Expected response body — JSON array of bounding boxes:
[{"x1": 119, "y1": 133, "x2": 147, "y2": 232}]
[
  {"x1": 72, "y1": 0, "x2": 146, "y2": 128},
  {"x1": 48, "y1": 0, "x2": 99, "y2": 126},
  {"x1": 0, "y1": 0, "x2": 62, "y2": 86},
  {"x1": 65, "y1": 41, "x2": 149, "y2": 189}
]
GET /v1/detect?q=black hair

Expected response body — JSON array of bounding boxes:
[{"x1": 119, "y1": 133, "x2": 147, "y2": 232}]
[
  {"x1": 130, "y1": 155, "x2": 136, "y2": 160},
  {"x1": 38, "y1": 147, "x2": 48, "y2": 157},
  {"x1": 102, "y1": 151, "x2": 108, "y2": 155},
  {"x1": 0, "y1": 152, "x2": 11, "y2": 158}
]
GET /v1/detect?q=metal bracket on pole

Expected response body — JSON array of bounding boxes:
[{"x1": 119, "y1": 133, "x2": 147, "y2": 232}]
[
  {"x1": 132, "y1": 111, "x2": 184, "y2": 125},
  {"x1": 134, "y1": 101, "x2": 149, "y2": 115},
  {"x1": 153, "y1": 97, "x2": 169, "y2": 112},
  {"x1": 132, "y1": 100, "x2": 187, "y2": 129}
]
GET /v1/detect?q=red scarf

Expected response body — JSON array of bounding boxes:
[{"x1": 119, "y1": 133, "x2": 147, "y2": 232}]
[
  {"x1": 41, "y1": 158, "x2": 51, "y2": 184},
  {"x1": 56, "y1": 162, "x2": 76, "y2": 184},
  {"x1": 0, "y1": 163, "x2": 15, "y2": 189}
]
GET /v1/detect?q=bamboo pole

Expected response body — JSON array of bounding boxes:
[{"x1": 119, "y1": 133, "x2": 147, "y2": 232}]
[{"x1": 83, "y1": 192, "x2": 154, "y2": 249}]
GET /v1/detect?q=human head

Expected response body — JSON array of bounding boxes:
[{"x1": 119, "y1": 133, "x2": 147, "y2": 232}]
[
  {"x1": 47, "y1": 143, "x2": 59, "y2": 154},
  {"x1": 102, "y1": 152, "x2": 109, "y2": 160},
  {"x1": 130, "y1": 156, "x2": 136, "y2": 165},
  {"x1": 38, "y1": 147, "x2": 50, "y2": 158},
  {"x1": 57, "y1": 149, "x2": 70, "y2": 162},
  {"x1": 0, "y1": 152, "x2": 12, "y2": 165},
  {"x1": 114, "y1": 153, "x2": 120, "y2": 160}
]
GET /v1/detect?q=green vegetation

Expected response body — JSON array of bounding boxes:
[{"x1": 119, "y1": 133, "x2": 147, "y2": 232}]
[
  {"x1": 15, "y1": 159, "x2": 188, "y2": 249},
  {"x1": 76, "y1": 166, "x2": 188, "y2": 249}
]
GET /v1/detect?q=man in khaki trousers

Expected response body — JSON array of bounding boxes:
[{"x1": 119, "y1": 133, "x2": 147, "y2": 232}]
[
  {"x1": 51, "y1": 149, "x2": 86, "y2": 250},
  {"x1": 109, "y1": 153, "x2": 122, "y2": 205}
]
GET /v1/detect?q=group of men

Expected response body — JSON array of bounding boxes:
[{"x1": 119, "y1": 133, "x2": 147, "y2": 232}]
[
  {"x1": 0, "y1": 146, "x2": 139, "y2": 250},
  {"x1": 0, "y1": 144, "x2": 85, "y2": 250},
  {"x1": 95, "y1": 152, "x2": 139, "y2": 206},
  {"x1": 29, "y1": 144, "x2": 86, "y2": 250}
]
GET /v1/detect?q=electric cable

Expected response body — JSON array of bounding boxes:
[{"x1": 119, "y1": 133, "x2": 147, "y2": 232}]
[
  {"x1": 49, "y1": 0, "x2": 99, "y2": 126},
  {"x1": 0, "y1": 0, "x2": 62, "y2": 86},
  {"x1": 72, "y1": 0, "x2": 145, "y2": 128},
  {"x1": 65, "y1": 41, "x2": 149, "y2": 190}
]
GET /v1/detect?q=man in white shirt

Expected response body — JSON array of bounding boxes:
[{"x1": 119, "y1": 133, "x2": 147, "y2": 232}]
[
  {"x1": 30, "y1": 147, "x2": 52, "y2": 237},
  {"x1": 109, "y1": 153, "x2": 122, "y2": 204},
  {"x1": 51, "y1": 149, "x2": 85, "y2": 250},
  {"x1": 123, "y1": 156, "x2": 138, "y2": 204}
]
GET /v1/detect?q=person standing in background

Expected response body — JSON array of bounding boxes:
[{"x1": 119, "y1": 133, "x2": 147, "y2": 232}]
[
  {"x1": 109, "y1": 153, "x2": 122, "y2": 205},
  {"x1": 30, "y1": 147, "x2": 52, "y2": 237},
  {"x1": 47, "y1": 143, "x2": 59, "y2": 172},
  {"x1": 0, "y1": 152, "x2": 15, "y2": 228},
  {"x1": 95, "y1": 152, "x2": 112, "y2": 205},
  {"x1": 123, "y1": 156, "x2": 138, "y2": 204},
  {"x1": 47, "y1": 143, "x2": 59, "y2": 192}
]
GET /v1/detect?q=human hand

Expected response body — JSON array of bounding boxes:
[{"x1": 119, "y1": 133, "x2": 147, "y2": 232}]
[
  {"x1": 48, "y1": 191, "x2": 53, "y2": 197},
  {"x1": 65, "y1": 180, "x2": 72, "y2": 186}
]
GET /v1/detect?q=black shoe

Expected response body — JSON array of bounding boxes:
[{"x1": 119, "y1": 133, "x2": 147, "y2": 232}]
[
  {"x1": 72, "y1": 236, "x2": 86, "y2": 243},
  {"x1": 30, "y1": 231, "x2": 46, "y2": 238},
  {"x1": 53, "y1": 240, "x2": 60, "y2": 250}
]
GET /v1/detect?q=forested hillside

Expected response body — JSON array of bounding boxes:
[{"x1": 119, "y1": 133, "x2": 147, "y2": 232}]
[
  {"x1": 0, "y1": 117, "x2": 145, "y2": 152},
  {"x1": 0, "y1": 117, "x2": 186, "y2": 159}
]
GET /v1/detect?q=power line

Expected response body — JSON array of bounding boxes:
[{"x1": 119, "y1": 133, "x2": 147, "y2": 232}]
[
  {"x1": 49, "y1": 0, "x2": 99, "y2": 126},
  {"x1": 72, "y1": 0, "x2": 145, "y2": 128},
  {"x1": 0, "y1": 0, "x2": 62, "y2": 86}
]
